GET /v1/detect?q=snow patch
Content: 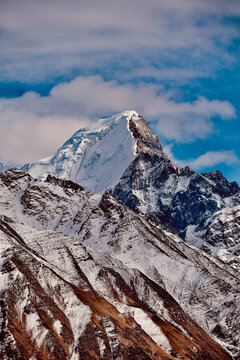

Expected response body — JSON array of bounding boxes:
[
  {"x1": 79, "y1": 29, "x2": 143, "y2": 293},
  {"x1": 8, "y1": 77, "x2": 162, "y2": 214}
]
[{"x1": 132, "y1": 308, "x2": 172, "y2": 352}]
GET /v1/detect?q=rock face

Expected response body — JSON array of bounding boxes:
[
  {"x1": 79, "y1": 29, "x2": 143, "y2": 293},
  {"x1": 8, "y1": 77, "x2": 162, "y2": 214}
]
[
  {"x1": 113, "y1": 151, "x2": 240, "y2": 270},
  {"x1": 0, "y1": 169, "x2": 239, "y2": 359}
]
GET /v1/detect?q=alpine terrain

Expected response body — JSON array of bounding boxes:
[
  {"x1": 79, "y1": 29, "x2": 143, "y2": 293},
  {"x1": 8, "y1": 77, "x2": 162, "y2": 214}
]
[
  {"x1": 23, "y1": 111, "x2": 240, "y2": 269},
  {"x1": 0, "y1": 111, "x2": 239, "y2": 359}
]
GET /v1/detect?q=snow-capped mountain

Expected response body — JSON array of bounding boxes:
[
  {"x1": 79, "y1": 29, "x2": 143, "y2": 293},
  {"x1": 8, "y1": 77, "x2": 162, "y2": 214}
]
[
  {"x1": 1, "y1": 111, "x2": 240, "y2": 359},
  {"x1": 22, "y1": 110, "x2": 240, "y2": 267},
  {"x1": 0, "y1": 169, "x2": 239, "y2": 359},
  {"x1": 22, "y1": 111, "x2": 162, "y2": 193}
]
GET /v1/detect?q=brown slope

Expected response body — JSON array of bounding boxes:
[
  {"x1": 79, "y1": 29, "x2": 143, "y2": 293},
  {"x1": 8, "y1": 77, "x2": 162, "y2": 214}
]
[{"x1": 0, "y1": 220, "x2": 233, "y2": 360}]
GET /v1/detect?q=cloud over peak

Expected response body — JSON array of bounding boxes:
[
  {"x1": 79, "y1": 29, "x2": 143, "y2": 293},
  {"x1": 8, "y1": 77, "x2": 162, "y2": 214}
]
[{"x1": 0, "y1": 75, "x2": 236, "y2": 164}]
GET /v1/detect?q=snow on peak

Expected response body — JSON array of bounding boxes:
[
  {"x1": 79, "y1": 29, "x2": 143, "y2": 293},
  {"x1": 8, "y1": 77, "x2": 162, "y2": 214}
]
[
  {"x1": 81, "y1": 110, "x2": 138, "y2": 132},
  {"x1": 120, "y1": 110, "x2": 139, "y2": 117},
  {"x1": 22, "y1": 111, "x2": 163, "y2": 193}
]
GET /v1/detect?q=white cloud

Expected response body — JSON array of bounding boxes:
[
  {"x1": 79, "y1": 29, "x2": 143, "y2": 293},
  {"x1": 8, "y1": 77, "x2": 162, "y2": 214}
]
[
  {"x1": 190, "y1": 150, "x2": 239, "y2": 169},
  {"x1": 50, "y1": 76, "x2": 236, "y2": 128},
  {"x1": 0, "y1": 75, "x2": 236, "y2": 165},
  {"x1": 0, "y1": 104, "x2": 90, "y2": 165},
  {"x1": 163, "y1": 144, "x2": 239, "y2": 170},
  {"x1": 155, "y1": 96, "x2": 235, "y2": 142}
]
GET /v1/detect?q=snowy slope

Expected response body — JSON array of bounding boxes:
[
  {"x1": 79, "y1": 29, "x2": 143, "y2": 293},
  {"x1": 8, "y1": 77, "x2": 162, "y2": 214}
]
[
  {"x1": 0, "y1": 169, "x2": 239, "y2": 358},
  {"x1": 1, "y1": 217, "x2": 233, "y2": 360},
  {"x1": 22, "y1": 111, "x2": 162, "y2": 193}
]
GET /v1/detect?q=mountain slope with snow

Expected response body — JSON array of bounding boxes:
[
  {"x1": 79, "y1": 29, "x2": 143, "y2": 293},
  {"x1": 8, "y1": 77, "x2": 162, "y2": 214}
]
[
  {"x1": 0, "y1": 169, "x2": 239, "y2": 358},
  {"x1": 1, "y1": 217, "x2": 234, "y2": 360},
  {"x1": 113, "y1": 152, "x2": 240, "y2": 270},
  {"x1": 22, "y1": 111, "x2": 162, "y2": 193}
]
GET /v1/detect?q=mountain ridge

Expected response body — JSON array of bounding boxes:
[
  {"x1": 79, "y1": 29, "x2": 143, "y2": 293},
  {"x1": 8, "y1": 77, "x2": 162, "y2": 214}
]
[{"x1": 0, "y1": 169, "x2": 239, "y2": 358}]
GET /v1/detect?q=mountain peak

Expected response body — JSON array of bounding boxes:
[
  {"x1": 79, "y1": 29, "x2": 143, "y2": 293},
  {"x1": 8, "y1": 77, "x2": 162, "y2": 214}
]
[{"x1": 22, "y1": 111, "x2": 164, "y2": 193}]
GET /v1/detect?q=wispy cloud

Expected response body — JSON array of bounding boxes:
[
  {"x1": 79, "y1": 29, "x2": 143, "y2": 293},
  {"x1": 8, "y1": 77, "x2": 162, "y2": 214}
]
[{"x1": 0, "y1": 0, "x2": 239, "y2": 82}]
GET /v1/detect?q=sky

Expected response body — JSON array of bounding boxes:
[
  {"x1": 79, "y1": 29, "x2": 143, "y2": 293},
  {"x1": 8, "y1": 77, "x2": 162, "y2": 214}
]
[{"x1": 0, "y1": 0, "x2": 240, "y2": 183}]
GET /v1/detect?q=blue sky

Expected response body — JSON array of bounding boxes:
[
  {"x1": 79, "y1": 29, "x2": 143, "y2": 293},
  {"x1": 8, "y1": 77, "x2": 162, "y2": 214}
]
[{"x1": 0, "y1": 0, "x2": 240, "y2": 183}]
